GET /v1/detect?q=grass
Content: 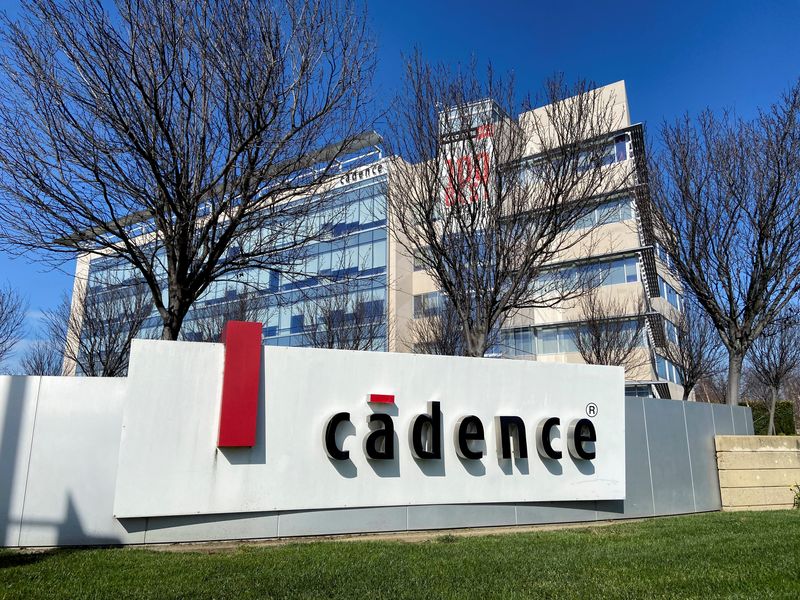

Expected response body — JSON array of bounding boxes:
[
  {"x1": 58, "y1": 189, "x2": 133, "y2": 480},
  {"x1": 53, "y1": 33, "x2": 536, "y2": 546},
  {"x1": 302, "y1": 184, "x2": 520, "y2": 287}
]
[{"x1": 1, "y1": 511, "x2": 799, "y2": 599}]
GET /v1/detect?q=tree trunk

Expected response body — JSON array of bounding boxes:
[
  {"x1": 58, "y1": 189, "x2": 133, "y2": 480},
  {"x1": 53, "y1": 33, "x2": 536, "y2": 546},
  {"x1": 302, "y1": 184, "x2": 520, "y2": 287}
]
[
  {"x1": 161, "y1": 322, "x2": 180, "y2": 341},
  {"x1": 726, "y1": 351, "x2": 743, "y2": 405},
  {"x1": 682, "y1": 385, "x2": 691, "y2": 402},
  {"x1": 767, "y1": 386, "x2": 778, "y2": 435},
  {"x1": 701, "y1": 385, "x2": 711, "y2": 403},
  {"x1": 464, "y1": 328, "x2": 487, "y2": 358},
  {"x1": 160, "y1": 310, "x2": 186, "y2": 341},
  {"x1": 161, "y1": 282, "x2": 191, "y2": 341}
]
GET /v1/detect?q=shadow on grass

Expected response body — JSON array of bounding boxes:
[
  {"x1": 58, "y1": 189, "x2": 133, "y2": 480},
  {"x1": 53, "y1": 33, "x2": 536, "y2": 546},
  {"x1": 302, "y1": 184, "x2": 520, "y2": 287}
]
[{"x1": 0, "y1": 549, "x2": 66, "y2": 569}]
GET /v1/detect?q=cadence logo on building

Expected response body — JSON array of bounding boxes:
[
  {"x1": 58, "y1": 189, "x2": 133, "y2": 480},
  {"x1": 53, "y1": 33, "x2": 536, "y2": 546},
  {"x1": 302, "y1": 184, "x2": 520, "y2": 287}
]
[{"x1": 112, "y1": 323, "x2": 625, "y2": 519}]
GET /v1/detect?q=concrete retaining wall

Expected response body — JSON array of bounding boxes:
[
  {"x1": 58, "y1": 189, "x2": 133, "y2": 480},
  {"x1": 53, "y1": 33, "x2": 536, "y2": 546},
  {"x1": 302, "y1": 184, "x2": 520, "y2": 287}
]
[{"x1": 716, "y1": 435, "x2": 800, "y2": 511}]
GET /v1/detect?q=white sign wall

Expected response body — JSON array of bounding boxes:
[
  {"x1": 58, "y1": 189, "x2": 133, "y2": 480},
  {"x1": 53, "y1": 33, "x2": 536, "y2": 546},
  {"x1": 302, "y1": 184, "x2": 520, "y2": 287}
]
[{"x1": 113, "y1": 341, "x2": 625, "y2": 518}]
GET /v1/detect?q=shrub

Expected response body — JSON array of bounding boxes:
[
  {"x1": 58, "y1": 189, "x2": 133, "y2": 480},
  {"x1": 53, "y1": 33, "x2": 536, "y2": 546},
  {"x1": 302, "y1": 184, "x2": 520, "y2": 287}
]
[{"x1": 746, "y1": 401, "x2": 796, "y2": 435}]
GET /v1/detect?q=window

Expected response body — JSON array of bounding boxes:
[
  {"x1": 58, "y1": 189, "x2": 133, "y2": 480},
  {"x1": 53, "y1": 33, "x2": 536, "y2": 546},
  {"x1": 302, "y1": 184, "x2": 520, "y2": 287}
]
[
  {"x1": 499, "y1": 328, "x2": 534, "y2": 357},
  {"x1": 656, "y1": 355, "x2": 683, "y2": 384},
  {"x1": 345, "y1": 245, "x2": 359, "y2": 271},
  {"x1": 537, "y1": 328, "x2": 559, "y2": 354},
  {"x1": 658, "y1": 276, "x2": 682, "y2": 310},
  {"x1": 626, "y1": 384, "x2": 654, "y2": 398},
  {"x1": 624, "y1": 257, "x2": 639, "y2": 283},
  {"x1": 664, "y1": 319, "x2": 679, "y2": 344},
  {"x1": 619, "y1": 200, "x2": 633, "y2": 220},
  {"x1": 290, "y1": 314, "x2": 304, "y2": 334},
  {"x1": 584, "y1": 134, "x2": 631, "y2": 168},
  {"x1": 358, "y1": 243, "x2": 374, "y2": 271},
  {"x1": 535, "y1": 325, "x2": 578, "y2": 355},
  {"x1": 569, "y1": 197, "x2": 634, "y2": 231},
  {"x1": 621, "y1": 319, "x2": 646, "y2": 347},
  {"x1": 413, "y1": 247, "x2": 429, "y2": 272},
  {"x1": 614, "y1": 134, "x2": 629, "y2": 162},
  {"x1": 603, "y1": 259, "x2": 631, "y2": 285},
  {"x1": 573, "y1": 210, "x2": 595, "y2": 229},
  {"x1": 593, "y1": 256, "x2": 638, "y2": 285},
  {"x1": 362, "y1": 299, "x2": 384, "y2": 319},
  {"x1": 534, "y1": 256, "x2": 640, "y2": 293},
  {"x1": 655, "y1": 242, "x2": 674, "y2": 269},
  {"x1": 373, "y1": 239, "x2": 387, "y2": 269},
  {"x1": 268, "y1": 270, "x2": 280, "y2": 291},
  {"x1": 413, "y1": 292, "x2": 444, "y2": 318},
  {"x1": 559, "y1": 327, "x2": 577, "y2": 353}
]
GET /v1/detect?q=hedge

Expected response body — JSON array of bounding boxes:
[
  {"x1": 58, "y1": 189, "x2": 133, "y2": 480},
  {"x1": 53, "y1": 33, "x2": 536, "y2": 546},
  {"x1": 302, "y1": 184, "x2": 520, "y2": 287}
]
[{"x1": 746, "y1": 400, "x2": 797, "y2": 435}]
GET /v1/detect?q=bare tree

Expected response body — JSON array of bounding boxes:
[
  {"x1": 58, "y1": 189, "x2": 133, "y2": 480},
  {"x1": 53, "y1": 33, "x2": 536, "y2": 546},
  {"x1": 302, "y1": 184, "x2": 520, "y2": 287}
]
[
  {"x1": 694, "y1": 374, "x2": 728, "y2": 404},
  {"x1": 303, "y1": 284, "x2": 386, "y2": 351},
  {"x1": 183, "y1": 290, "x2": 269, "y2": 343},
  {"x1": 744, "y1": 370, "x2": 800, "y2": 434},
  {"x1": 661, "y1": 298, "x2": 725, "y2": 401},
  {"x1": 19, "y1": 339, "x2": 62, "y2": 376},
  {"x1": 44, "y1": 280, "x2": 154, "y2": 376},
  {"x1": 573, "y1": 291, "x2": 648, "y2": 371},
  {"x1": 0, "y1": 284, "x2": 27, "y2": 366},
  {"x1": 406, "y1": 296, "x2": 467, "y2": 356},
  {"x1": 386, "y1": 57, "x2": 632, "y2": 357},
  {"x1": 0, "y1": 0, "x2": 375, "y2": 341},
  {"x1": 747, "y1": 311, "x2": 800, "y2": 435},
  {"x1": 650, "y1": 80, "x2": 800, "y2": 404}
]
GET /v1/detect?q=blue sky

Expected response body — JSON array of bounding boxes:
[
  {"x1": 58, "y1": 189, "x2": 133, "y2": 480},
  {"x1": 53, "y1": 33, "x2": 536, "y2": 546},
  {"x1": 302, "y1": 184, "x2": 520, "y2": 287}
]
[{"x1": 1, "y1": 0, "x2": 799, "y2": 368}]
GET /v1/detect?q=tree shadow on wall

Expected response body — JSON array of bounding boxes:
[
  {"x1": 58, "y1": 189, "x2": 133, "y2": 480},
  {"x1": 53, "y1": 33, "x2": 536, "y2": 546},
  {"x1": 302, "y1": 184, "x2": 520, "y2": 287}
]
[{"x1": 1, "y1": 376, "x2": 132, "y2": 550}]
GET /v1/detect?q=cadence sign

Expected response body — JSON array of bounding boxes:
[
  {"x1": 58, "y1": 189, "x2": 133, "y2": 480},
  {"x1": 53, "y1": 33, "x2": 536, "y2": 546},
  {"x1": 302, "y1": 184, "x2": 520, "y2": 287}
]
[{"x1": 112, "y1": 323, "x2": 625, "y2": 519}]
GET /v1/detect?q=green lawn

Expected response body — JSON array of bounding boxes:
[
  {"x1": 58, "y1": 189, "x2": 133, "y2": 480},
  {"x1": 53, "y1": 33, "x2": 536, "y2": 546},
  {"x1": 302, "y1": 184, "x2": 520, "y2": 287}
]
[{"x1": 1, "y1": 511, "x2": 799, "y2": 599}]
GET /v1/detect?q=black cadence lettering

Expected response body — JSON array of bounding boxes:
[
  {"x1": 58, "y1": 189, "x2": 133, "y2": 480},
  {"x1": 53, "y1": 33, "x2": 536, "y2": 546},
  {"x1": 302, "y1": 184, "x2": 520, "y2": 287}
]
[
  {"x1": 365, "y1": 413, "x2": 395, "y2": 460},
  {"x1": 454, "y1": 415, "x2": 485, "y2": 459},
  {"x1": 324, "y1": 405, "x2": 600, "y2": 465},
  {"x1": 536, "y1": 417, "x2": 562, "y2": 459},
  {"x1": 495, "y1": 416, "x2": 528, "y2": 459},
  {"x1": 410, "y1": 401, "x2": 442, "y2": 459},
  {"x1": 568, "y1": 418, "x2": 596, "y2": 460},
  {"x1": 324, "y1": 412, "x2": 352, "y2": 460}
]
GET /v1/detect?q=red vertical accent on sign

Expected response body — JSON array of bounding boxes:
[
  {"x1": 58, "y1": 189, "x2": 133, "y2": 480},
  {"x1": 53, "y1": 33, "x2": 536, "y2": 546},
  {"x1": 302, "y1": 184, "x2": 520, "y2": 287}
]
[
  {"x1": 369, "y1": 394, "x2": 395, "y2": 404},
  {"x1": 217, "y1": 321, "x2": 263, "y2": 447}
]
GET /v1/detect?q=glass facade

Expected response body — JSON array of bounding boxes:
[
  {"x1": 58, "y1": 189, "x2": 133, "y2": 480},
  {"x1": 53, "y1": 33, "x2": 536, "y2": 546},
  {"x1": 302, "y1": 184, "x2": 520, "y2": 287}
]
[
  {"x1": 498, "y1": 318, "x2": 645, "y2": 358},
  {"x1": 523, "y1": 133, "x2": 632, "y2": 185},
  {"x1": 83, "y1": 169, "x2": 389, "y2": 351},
  {"x1": 532, "y1": 255, "x2": 640, "y2": 295},
  {"x1": 570, "y1": 196, "x2": 634, "y2": 230},
  {"x1": 412, "y1": 257, "x2": 642, "y2": 315}
]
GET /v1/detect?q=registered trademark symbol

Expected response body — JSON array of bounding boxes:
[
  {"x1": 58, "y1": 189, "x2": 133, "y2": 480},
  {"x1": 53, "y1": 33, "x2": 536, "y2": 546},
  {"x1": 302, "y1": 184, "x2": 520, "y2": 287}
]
[{"x1": 586, "y1": 403, "x2": 598, "y2": 417}]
